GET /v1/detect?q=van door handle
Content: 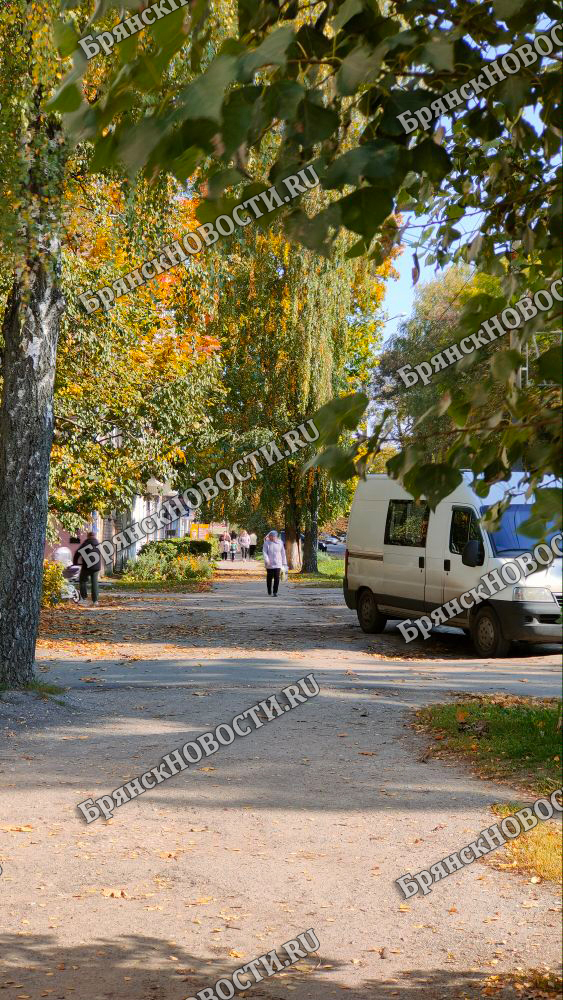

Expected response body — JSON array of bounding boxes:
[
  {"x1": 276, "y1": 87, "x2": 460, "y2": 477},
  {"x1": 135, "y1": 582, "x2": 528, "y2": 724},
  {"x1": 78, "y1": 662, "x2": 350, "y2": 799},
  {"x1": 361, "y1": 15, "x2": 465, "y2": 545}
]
[
  {"x1": 418, "y1": 556, "x2": 424, "y2": 569},
  {"x1": 444, "y1": 559, "x2": 451, "y2": 571}
]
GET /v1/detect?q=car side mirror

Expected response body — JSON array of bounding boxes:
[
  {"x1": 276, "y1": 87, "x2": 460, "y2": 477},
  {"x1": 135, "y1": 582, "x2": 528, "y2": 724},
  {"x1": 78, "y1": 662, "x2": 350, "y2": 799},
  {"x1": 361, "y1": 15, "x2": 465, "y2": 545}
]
[{"x1": 462, "y1": 538, "x2": 484, "y2": 567}]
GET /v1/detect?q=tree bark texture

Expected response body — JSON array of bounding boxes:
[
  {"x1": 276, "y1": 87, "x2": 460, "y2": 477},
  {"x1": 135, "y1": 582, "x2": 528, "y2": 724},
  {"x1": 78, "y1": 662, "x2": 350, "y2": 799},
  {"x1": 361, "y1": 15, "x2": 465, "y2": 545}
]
[
  {"x1": 0, "y1": 262, "x2": 64, "y2": 684},
  {"x1": 302, "y1": 469, "x2": 319, "y2": 573},
  {"x1": 284, "y1": 469, "x2": 302, "y2": 570}
]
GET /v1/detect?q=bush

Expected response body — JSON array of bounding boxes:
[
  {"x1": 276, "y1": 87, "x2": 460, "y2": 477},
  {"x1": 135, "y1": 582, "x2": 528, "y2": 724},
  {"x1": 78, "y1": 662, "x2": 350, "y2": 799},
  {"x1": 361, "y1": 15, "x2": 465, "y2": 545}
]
[
  {"x1": 121, "y1": 547, "x2": 212, "y2": 584},
  {"x1": 184, "y1": 539, "x2": 212, "y2": 556},
  {"x1": 41, "y1": 560, "x2": 65, "y2": 608},
  {"x1": 139, "y1": 538, "x2": 212, "y2": 558}
]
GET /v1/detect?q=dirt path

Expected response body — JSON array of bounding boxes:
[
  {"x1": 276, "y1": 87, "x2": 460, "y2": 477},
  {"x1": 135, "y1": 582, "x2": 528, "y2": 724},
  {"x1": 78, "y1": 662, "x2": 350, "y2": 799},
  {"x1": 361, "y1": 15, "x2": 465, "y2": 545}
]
[{"x1": 0, "y1": 577, "x2": 560, "y2": 999}]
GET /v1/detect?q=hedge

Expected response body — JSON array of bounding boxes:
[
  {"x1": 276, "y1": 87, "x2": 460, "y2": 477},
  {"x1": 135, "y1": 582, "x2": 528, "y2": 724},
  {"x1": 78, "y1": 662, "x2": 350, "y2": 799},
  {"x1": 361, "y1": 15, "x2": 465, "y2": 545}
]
[{"x1": 139, "y1": 538, "x2": 212, "y2": 557}]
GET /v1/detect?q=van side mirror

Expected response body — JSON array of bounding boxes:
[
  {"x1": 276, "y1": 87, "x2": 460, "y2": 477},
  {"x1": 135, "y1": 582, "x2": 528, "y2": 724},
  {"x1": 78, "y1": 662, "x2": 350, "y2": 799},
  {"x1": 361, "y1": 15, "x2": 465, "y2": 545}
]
[{"x1": 462, "y1": 538, "x2": 484, "y2": 567}]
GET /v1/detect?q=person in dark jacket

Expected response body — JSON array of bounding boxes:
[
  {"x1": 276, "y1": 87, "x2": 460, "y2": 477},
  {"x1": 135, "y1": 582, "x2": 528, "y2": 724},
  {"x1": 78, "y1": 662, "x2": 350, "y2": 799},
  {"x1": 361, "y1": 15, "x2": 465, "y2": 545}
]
[{"x1": 74, "y1": 531, "x2": 101, "y2": 605}]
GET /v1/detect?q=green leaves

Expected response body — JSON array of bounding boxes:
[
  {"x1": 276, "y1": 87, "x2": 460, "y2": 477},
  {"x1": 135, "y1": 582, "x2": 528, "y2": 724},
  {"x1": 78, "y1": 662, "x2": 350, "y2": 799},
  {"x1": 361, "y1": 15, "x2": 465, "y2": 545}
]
[
  {"x1": 310, "y1": 445, "x2": 359, "y2": 481},
  {"x1": 238, "y1": 25, "x2": 294, "y2": 81},
  {"x1": 332, "y1": 0, "x2": 364, "y2": 33},
  {"x1": 403, "y1": 463, "x2": 463, "y2": 509},
  {"x1": 176, "y1": 56, "x2": 238, "y2": 124},
  {"x1": 519, "y1": 488, "x2": 562, "y2": 540},
  {"x1": 338, "y1": 187, "x2": 393, "y2": 237},
  {"x1": 491, "y1": 349, "x2": 523, "y2": 381},
  {"x1": 53, "y1": 19, "x2": 79, "y2": 58},
  {"x1": 46, "y1": 82, "x2": 82, "y2": 113},
  {"x1": 413, "y1": 139, "x2": 452, "y2": 183},
  {"x1": 305, "y1": 392, "x2": 369, "y2": 478},
  {"x1": 323, "y1": 141, "x2": 410, "y2": 191},
  {"x1": 314, "y1": 392, "x2": 369, "y2": 441},
  {"x1": 337, "y1": 46, "x2": 383, "y2": 96},
  {"x1": 421, "y1": 40, "x2": 454, "y2": 72},
  {"x1": 497, "y1": 75, "x2": 531, "y2": 120},
  {"x1": 220, "y1": 86, "x2": 261, "y2": 156},
  {"x1": 538, "y1": 345, "x2": 562, "y2": 385},
  {"x1": 297, "y1": 97, "x2": 340, "y2": 147}
]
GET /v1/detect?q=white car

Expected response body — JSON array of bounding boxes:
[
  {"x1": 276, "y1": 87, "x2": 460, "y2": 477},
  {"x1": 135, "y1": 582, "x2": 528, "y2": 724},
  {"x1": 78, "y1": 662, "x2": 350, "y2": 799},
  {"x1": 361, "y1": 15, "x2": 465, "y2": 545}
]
[{"x1": 343, "y1": 472, "x2": 562, "y2": 656}]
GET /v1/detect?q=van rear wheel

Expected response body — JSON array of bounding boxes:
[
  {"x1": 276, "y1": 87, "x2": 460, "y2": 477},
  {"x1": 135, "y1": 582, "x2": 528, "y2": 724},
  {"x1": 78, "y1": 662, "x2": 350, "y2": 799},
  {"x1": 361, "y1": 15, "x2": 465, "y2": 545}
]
[
  {"x1": 470, "y1": 607, "x2": 511, "y2": 657},
  {"x1": 357, "y1": 590, "x2": 387, "y2": 634}
]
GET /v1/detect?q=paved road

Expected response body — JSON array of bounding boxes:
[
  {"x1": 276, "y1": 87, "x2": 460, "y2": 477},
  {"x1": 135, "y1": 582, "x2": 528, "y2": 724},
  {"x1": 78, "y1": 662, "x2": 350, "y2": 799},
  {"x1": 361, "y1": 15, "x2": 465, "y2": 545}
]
[{"x1": 0, "y1": 577, "x2": 560, "y2": 1000}]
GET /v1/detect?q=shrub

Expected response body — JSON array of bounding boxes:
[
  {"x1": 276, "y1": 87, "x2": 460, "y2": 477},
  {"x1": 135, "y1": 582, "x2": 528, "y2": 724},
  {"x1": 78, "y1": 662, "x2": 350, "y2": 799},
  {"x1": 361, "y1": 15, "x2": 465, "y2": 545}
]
[
  {"x1": 139, "y1": 538, "x2": 212, "y2": 558},
  {"x1": 164, "y1": 554, "x2": 213, "y2": 582},
  {"x1": 41, "y1": 560, "x2": 65, "y2": 608},
  {"x1": 121, "y1": 547, "x2": 212, "y2": 584}
]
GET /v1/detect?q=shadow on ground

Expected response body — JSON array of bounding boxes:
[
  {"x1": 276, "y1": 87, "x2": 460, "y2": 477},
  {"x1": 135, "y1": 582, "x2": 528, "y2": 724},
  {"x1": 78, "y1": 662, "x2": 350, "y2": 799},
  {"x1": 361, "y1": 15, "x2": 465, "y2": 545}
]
[{"x1": 0, "y1": 933, "x2": 541, "y2": 999}]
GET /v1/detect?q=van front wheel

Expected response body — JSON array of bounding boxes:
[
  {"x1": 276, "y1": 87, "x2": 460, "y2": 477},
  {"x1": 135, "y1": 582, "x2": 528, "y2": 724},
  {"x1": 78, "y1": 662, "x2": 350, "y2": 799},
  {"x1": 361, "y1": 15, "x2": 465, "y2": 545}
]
[
  {"x1": 357, "y1": 590, "x2": 387, "y2": 634},
  {"x1": 470, "y1": 607, "x2": 511, "y2": 657}
]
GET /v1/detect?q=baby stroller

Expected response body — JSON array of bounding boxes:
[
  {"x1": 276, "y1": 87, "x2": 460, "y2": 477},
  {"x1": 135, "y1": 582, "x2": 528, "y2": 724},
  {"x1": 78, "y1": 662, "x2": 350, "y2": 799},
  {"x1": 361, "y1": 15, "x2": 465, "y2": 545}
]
[{"x1": 61, "y1": 563, "x2": 81, "y2": 604}]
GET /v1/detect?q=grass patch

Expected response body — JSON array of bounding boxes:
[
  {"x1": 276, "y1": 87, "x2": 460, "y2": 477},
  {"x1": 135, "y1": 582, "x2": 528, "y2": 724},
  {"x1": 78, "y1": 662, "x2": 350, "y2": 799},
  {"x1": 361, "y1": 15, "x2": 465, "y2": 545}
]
[
  {"x1": 415, "y1": 694, "x2": 562, "y2": 795},
  {"x1": 291, "y1": 556, "x2": 344, "y2": 588},
  {"x1": 488, "y1": 801, "x2": 562, "y2": 882},
  {"x1": 0, "y1": 678, "x2": 66, "y2": 700}
]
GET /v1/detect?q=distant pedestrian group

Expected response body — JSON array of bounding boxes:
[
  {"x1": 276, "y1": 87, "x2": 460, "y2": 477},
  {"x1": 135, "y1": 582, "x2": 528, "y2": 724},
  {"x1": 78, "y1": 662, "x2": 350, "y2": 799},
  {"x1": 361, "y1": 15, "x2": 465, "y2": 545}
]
[{"x1": 219, "y1": 529, "x2": 256, "y2": 561}]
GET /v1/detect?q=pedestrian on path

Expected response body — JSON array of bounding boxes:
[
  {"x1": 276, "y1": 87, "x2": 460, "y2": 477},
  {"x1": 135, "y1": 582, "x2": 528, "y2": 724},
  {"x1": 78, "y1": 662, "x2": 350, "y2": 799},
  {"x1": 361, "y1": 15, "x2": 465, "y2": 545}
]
[
  {"x1": 239, "y1": 530, "x2": 250, "y2": 560},
  {"x1": 75, "y1": 531, "x2": 101, "y2": 605},
  {"x1": 229, "y1": 537, "x2": 239, "y2": 562},
  {"x1": 248, "y1": 531, "x2": 257, "y2": 558},
  {"x1": 219, "y1": 532, "x2": 231, "y2": 561},
  {"x1": 263, "y1": 530, "x2": 287, "y2": 596}
]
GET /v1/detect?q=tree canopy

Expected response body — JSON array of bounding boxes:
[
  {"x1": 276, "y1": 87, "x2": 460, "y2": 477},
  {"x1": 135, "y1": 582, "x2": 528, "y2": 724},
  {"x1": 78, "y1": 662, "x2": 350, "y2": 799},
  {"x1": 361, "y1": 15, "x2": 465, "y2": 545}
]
[{"x1": 55, "y1": 0, "x2": 561, "y2": 533}]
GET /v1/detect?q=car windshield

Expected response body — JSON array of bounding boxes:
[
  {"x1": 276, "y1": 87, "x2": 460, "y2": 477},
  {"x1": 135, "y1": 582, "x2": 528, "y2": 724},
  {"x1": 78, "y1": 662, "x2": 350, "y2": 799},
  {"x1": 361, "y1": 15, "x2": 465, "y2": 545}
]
[{"x1": 482, "y1": 504, "x2": 559, "y2": 554}]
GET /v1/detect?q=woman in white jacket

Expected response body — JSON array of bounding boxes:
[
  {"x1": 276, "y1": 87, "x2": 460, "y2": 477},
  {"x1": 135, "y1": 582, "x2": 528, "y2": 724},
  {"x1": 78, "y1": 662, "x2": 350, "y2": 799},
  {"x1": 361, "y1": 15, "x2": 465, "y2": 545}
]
[{"x1": 262, "y1": 531, "x2": 288, "y2": 596}]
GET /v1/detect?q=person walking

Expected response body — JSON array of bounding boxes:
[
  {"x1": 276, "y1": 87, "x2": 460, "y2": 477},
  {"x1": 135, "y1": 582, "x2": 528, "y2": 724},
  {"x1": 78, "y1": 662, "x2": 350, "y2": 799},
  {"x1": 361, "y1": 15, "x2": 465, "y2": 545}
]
[
  {"x1": 219, "y1": 531, "x2": 231, "y2": 561},
  {"x1": 262, "y1": 530, "x2": 287, "y2": 596},
  {"x1": 239, "y1": 530, "x2": 250, "y2": 560},
  {"x1": 248, "y1": 530, "x2": 257, "y2": 559},
  {"x1": 229, "y1": 536, "x2": 239, "y2": 562},
  {"x1": 74, "y1": 531, "x2": 102, "y2": 605}
]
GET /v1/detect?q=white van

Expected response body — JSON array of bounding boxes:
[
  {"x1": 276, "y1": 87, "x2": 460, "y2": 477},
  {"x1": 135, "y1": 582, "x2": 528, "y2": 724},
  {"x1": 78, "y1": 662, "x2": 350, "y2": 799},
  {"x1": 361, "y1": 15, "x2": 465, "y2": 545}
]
[{"x1": 344, "y1": 473, "x2": 562, "y2": 656}]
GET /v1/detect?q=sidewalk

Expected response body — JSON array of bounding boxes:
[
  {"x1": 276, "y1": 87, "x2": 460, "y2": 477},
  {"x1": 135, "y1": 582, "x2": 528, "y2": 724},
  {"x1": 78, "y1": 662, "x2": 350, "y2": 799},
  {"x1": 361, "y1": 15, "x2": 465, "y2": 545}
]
[
  {"x1": 0, "y1": 577, "x2": 560, "y2": 999},
  {"x1": 214, "y1": 556, "x2": 264, "y2": 576}
]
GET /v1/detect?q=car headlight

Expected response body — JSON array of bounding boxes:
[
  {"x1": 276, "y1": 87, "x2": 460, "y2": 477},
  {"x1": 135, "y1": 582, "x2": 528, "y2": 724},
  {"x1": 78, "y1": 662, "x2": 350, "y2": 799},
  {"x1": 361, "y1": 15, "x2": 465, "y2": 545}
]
[{"x1": 513, "y1": 587, "x2": 555, "y2": 603}]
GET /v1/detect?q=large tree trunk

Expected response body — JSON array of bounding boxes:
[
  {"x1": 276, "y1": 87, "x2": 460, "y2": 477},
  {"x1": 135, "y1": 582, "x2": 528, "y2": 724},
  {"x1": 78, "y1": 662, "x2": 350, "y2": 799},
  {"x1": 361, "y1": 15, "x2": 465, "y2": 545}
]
[
  {"x1": 0, "y1": 262, "x2": 64, "y2": 685},
  {"x1": 302, "y1": 470, "x2": 319, "y2": 573},
  {"x1": 285, "y1": 470, "x2": 302, "y2": 570}
]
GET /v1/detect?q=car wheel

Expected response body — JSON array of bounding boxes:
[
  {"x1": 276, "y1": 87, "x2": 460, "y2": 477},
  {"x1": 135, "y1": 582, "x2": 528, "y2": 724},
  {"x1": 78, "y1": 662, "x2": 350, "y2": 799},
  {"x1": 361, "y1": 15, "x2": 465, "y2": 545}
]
[
  {"x1": 356, "y1": 589, "x2": 387, "y2": 634},
  {"x1": 470, "y1": 606, "x2": 511, "y2": 657}
]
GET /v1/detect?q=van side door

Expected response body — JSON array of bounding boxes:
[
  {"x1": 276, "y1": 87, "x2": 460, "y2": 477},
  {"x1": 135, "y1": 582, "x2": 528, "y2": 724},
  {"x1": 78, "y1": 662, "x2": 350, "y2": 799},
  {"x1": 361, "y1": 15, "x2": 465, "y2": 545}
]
[
  {"x1": 442, "y1": 506, "x2": 486, "y2": 618},
  {"x1": 380, "y1": 499, "x2": 429, "y2": 614}
]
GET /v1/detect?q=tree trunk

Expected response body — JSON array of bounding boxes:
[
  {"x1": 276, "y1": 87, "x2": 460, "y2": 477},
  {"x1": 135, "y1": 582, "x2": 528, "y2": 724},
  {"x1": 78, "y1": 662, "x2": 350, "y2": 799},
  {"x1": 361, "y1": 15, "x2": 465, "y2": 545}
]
[
  {"x1": 285, "y1": 471, "x2": 302, "y2": 570},
  {"x1": 302, "y1": 470, "x2": 319, "y2": 573},
  {"x1": 285, "y1": 524, "x2": 301, "y2": 571},
  {"x1": 0, "y1": 262, "x2": 64, "y2": 685}
]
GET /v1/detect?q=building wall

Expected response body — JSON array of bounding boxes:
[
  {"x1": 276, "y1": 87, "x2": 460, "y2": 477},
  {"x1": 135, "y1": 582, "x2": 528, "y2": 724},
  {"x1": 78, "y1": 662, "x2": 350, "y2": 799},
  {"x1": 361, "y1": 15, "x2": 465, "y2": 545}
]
[{"x1": 101, "y1": 494, "x2": 194, "y2": 573}]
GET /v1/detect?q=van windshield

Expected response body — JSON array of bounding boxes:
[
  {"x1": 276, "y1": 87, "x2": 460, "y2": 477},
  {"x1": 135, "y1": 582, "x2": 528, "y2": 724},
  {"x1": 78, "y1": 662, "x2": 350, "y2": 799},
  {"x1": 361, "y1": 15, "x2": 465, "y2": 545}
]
[{"x1": 482, "y1": 504, "x2": 559, "y2": 555}]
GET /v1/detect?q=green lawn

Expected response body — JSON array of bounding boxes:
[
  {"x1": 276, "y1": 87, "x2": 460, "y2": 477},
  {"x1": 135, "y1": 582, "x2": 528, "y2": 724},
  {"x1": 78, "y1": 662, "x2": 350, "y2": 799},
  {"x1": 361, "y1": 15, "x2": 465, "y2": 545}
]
[
  {"x1": 0, "y1": 678, "x2": 66, "y2": 700},
  {"x1": 416, "y1": 694, "x2": 562, "y2": 795},
  {"x1": 290, "y1": 556, "x2": 344, "y2": 588}
]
